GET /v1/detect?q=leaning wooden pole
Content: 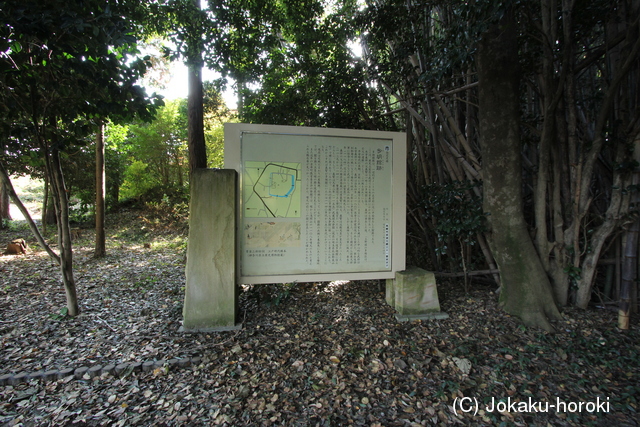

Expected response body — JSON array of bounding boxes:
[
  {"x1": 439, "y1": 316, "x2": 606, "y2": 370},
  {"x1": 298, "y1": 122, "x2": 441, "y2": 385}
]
[
  {"x1": 0, "y1": 161, "x2": 60, "y2": 264},
  {"x1": 619, "y1": 136, "x2": 640, "y2": 329}
]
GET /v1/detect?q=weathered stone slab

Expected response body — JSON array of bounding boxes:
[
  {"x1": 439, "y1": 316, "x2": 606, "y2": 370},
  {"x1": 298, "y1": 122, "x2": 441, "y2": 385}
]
[
  {"x1": 0, "y1": 373, "x2": 12, "y2": 385},
  {"x1": 386, "y1": 267, "x2": 448, "y2": 321},
  {"x1": 182, "y1": 169, "x2": 240, "y2": 332},
  {"x1": 57, "y1": 368, "x2": 74, "y2": 379},
  {"x1": 74, "y1": 366, "x2": 88, "y2": 379}
]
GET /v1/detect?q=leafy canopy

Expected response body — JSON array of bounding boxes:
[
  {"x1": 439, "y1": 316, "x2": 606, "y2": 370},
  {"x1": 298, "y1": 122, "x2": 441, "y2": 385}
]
[{"x1": 0, "y1": 0, "x2": 163, "y2": 153}]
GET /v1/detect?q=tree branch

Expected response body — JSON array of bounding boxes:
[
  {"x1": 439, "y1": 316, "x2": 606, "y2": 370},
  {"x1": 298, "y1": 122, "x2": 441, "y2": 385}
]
[{"x1": 0, "y1": 161, "x2": 60, "y2": 264}]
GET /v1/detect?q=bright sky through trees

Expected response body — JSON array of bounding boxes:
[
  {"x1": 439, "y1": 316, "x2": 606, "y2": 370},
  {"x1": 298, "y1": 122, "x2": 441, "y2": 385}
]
[{"x1": 157, "y1": 62, "x2": 237, "y2": 108}]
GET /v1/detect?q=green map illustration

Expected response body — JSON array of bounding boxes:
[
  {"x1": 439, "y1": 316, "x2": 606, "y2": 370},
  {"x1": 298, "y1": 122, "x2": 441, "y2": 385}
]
[{"x1": 243, "y1": 162, "x2": 301, "y2": 218}]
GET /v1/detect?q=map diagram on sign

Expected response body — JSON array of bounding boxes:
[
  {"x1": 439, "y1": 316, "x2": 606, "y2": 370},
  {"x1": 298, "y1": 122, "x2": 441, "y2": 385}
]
[
  {"x1": 244, "y1": 222, "x2": 301, "y2": 248},
  {"x1": 243, "y1": 161, "x2": 301, "y2": 218}
]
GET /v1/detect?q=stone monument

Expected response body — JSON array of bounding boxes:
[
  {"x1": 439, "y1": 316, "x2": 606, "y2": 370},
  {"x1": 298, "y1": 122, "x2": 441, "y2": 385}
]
[{"x1": 182, "y1": 169, "x2": 240, "y2": 332}]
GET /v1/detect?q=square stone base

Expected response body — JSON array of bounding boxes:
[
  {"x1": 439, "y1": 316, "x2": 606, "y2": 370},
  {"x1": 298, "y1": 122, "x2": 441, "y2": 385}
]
[{"x1": 386, "y1": 267, "x2": 447, "y2": 320}]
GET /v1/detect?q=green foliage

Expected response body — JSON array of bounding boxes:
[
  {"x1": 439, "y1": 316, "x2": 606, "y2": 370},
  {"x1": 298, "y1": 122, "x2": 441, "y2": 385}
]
[
  {"x1": 209, "y1": 0, "x2": 389, "y2": 129},
  {"x1": 105, "y1": 122, "x2": 132, "y2": 206},
  {"x1": 120, "y1": 160, "x2": 157, "y2": 201},
  {"x1": 564, "y1": 265, "x2": 582, "y2": 292},
  {"x1": 156, "y1": 0, "x2": 216, "y2": 67},
  {"x1": 1, "y1": 0, "x2": 162, "y2": 129},
  {"x1": 50, "y1": 307, "x2": 69, "y2": 321},
  {"x1": 120, "y1": 99, "x2": 187, "y2": 200},
  {"x1": 68, "y1": 203, "x2": 92, "y2": 225},
  {"x1": 206, "y1": 122, "x2": 226, "y2": 168},
  {"x1": 0, "y1": 0, "x2": 164, "y2": 258},
  {"x1": 420, "y1": 181, "x2": 487, "y2": 254},
  {"x1": 146, "y1": 195, "x2": 190, "y2": 225},
  {"x1": 2, "y1": 219, "x2": 29, "y2": 232},
  {"x1": 58, "y1": 141, "x2": 98, "y2": 215},
  {"x1": 111, "y1": 89, "x2": 228, "y2": 202},
  {"x1": 202, "y1": 81, "x2": 233, "y2": 168}
]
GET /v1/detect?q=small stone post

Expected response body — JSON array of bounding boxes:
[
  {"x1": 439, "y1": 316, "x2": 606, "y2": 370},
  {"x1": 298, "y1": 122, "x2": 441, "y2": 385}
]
[
  {"x1": 182, "y1": 169, "x2": 240, "y2": 332},
  {"x1": 386, "y1": 267, "x2": 448, "y2": 321}
]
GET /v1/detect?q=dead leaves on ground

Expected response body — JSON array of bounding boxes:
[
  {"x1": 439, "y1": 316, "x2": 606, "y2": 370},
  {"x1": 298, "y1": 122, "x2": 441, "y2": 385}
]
[{"x1": 1, "y1": 212, "x2": 639, "y2": 426}]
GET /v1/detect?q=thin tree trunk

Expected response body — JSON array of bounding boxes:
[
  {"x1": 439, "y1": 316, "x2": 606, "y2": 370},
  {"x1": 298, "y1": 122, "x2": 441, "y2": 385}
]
[
  {"x1": 185, "y1": 0, "x2": 206, "y2": 174},
  {"x1": 48, "y1": 141, "x2": 79, "y2": 316},
  {"x1": 45, "y1": 190, "x2": 57, "y2": 226},
  {"x1": 477, "y1": 232, "x2": 500, "y2": 287},
  {"x1": 477, "y1": 8, "x2": 561, "y2": 331},
  {"x1": 0, "y1": 178, "x2": 10, "y2": 225},
  {"x1": 95, "y1": 121, "x2": 106, "y2": 258},
  {"x1": 237, "y1": 79, "x2": 245, "y2": 117},
  {"x1": 569, "y1": 139, "x2": 633, "y2": 309},
  {"x1": 619, "y1": 212, "x2": 638, "y2": 330},
  {"x1": 619, "y1": 136, "x2": 640, "y2": 328},
  {"x1": 42, "y1": 173, "x2": 49, "y2": 234},
  {"x1": 187, "y1": 55, "x2": 207, "y2": 174}
]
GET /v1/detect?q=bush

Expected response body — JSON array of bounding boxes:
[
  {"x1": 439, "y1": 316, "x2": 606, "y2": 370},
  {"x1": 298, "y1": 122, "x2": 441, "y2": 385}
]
[
  {"x1": 119, "y1": 160, "x2": 156, "y2": 201},
  {"x1": 415, "y1": 180, "x2": 488, "y2": 273}
]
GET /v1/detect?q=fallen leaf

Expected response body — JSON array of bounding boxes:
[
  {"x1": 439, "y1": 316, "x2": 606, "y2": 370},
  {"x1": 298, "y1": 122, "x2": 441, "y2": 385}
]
[{"x1": 453, "y1": 357, "x2": 472, "y2": 375}]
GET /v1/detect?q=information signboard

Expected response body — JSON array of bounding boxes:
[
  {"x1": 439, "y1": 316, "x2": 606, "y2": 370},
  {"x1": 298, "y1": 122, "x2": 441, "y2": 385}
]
[{"x1": 225, "y1": 123, "x2": 406, "y2": 284}]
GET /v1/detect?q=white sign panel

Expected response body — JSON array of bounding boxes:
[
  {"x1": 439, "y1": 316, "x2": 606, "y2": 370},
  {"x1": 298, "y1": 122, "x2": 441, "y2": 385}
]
[{"x1": 225, "y1": 123, "x2": 406, "y2": 284}]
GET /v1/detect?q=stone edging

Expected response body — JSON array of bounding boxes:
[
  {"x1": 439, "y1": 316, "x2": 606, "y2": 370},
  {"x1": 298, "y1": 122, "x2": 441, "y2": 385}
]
[{"x1": 0, "y1": 357, "x2": 202, "y2": 387}]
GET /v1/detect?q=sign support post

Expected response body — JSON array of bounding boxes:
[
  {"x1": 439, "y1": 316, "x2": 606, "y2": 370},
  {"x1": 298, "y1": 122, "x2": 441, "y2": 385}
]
[{"x1": 386, "y1": 267, "x2": 449, "y2": 321}]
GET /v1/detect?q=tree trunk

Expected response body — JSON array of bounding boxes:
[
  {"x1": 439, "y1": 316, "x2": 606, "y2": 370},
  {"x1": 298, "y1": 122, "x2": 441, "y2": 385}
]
[
  {"x1": 95, "y1": 121, "x2": 106, "y2": 258},
  {"x1": 45, "y1": 192, "x2": 57, "y2": 225},
  {"x1": 110, "y1": 182, "x2": 119, "y2": 206},
  {"x1": 187, "y1": 53, "x2": 207, "y2": 174},
  {"x1": 42, "y1": 173, "x2": 49, "y2": 234},
  {"x1": 574, "y1": 14, "x2": 640, "y2": 308},
  {"x1": 619, "y1": 136, "x2": 640, "y2": 329},
  {"x1": 237, "y1": 79, "x2": 245, "y2": 117},
  {"x1": 49, "y1": 145, "x2": 79, "y2": 316},
  {"x1": 477, "y1": 9, "x2": 562, "y2": 331},
  {"x1": 42, "y1": 175, "x2": 57, "y2": 230},
  {"x1": 0, "y1": 178, "x2": 10, "y2": 225},
  {"x1": 619, "y1": 213, "x2": 638, "y2": 330}
]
